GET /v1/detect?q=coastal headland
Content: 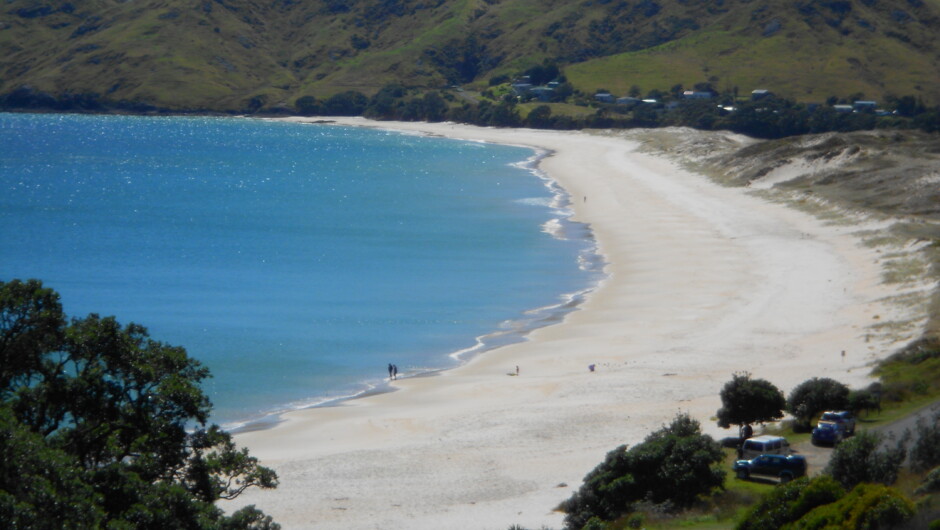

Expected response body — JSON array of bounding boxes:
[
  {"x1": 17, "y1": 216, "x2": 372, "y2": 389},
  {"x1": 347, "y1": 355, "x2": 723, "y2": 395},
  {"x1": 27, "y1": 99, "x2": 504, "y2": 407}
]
[{"x1": 226, "y1": 119, "x2": 927, "y2": 529}]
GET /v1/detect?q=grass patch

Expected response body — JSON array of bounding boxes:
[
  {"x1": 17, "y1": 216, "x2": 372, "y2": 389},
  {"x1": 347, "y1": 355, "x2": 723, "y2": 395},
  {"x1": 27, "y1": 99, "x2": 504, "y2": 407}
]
[
  {"x1": 518, "y1": 102, "x2": 595, "y2": 119},
  {"x1": 883, "y1": 256, "x2": 930, "y2": 285}
]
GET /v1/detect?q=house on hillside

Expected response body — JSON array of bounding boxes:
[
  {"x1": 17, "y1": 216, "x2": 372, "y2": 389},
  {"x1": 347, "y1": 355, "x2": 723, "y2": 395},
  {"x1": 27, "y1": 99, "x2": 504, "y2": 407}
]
[
  {"x1": 833, "y1": 104, "x2": 854, "y2": 113},
  {"x1": 682, "y1": 90, "x2": 713, "y2": 100},
  {"x1": 530, "y1": 86, "x2": 554, "y2": 102},
  {"x1": 594, "y1": 93, "x2": 615, "y2": 103},
  {"x1": 616, "y1": 96, "x2": 641, "y2": 106},
  {"x1": 853, "y1": 100, "x2": 877, "y2": 112},
  {"x1": 751, "y1": 89, "x2": 773, "y2": 101},
  {"x1": 511, "y1": 83, "x2": 533, "y2": 96}
]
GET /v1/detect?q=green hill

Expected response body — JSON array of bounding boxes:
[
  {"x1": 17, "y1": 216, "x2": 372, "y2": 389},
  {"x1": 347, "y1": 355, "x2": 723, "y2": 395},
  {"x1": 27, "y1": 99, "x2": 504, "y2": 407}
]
[{"x1": 2, "y1": 0, "x2": 940, "y2": 112}]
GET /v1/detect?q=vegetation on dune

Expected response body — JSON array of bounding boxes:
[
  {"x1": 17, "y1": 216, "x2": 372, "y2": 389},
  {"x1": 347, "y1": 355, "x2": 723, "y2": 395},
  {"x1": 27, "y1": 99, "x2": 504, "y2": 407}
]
[
  {"x1": 877, "y1": 337, "x2": 940, "y2": 403},
  {"x1": 736, "y1": 477, "x2": 915, "y2": 530},
  {"x1": 559, "y1": 413, "x2": 725, "y2": 529},
  {"x1": 0, "y1": 279, "x2": 278, "y2": 528},
  {"x1": 825, "y1": 432, "x2": 907, "y2": 489},
  {"x1": 551, "y1": 364, "x2": 940, "y2": 529}
]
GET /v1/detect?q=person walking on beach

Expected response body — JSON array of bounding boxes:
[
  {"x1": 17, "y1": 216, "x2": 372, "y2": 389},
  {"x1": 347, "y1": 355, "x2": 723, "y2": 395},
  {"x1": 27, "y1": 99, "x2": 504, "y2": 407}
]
[
  {"x1": 388, "y1": 363, "x2": 394, "y2": 380},
  {"x1": 392, "y1": 365, "x2": 398, "y2": 380}
]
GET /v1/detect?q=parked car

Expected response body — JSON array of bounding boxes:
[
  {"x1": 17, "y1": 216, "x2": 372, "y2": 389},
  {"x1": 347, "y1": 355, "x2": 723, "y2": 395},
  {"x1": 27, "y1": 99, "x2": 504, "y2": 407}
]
[
  {"x1": 733, "y1": 454, "x2": 807, "y2": 483},
  {"x1": 811, "y1": 420, "x2": 846, "y2": 446},
  {"x1": 740, "y1": 435, "x2": 791, "y2": 459},
  {"x1": 820, "y1": 411, "x2": 856, "y2": 434}
]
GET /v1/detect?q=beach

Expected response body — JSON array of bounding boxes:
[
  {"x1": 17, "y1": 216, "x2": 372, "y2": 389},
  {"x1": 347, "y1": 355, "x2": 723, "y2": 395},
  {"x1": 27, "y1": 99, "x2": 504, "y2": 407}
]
[{"x1": 226, "y1": 119, "x2": 925, "y2": 529}]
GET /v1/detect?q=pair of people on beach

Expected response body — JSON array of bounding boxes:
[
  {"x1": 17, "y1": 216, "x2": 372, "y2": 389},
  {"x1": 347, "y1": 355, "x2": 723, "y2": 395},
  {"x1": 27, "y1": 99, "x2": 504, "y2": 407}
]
[{"x1": 387, "y1": 363, "x2": 398, "y2": 380}]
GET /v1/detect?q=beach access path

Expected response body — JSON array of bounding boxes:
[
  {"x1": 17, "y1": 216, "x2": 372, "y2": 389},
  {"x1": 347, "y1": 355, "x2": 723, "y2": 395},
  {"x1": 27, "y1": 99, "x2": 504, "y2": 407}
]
[{"x1": 226, "y1": 119, "x2": 923, "y2": 529}]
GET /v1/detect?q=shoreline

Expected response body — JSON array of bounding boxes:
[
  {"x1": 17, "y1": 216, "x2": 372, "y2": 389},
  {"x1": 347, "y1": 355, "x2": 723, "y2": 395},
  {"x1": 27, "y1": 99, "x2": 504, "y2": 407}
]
[
  {"x1": 226, "y1": 118, "x2": 925, "y2": 529},
  {"x1": 225, "y1": 128, "x2": 604, "y2": 434}
]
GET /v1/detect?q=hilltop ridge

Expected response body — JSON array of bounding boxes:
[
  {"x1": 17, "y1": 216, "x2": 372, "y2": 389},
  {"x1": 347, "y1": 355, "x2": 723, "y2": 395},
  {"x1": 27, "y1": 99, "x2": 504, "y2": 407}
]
[{"x1": 2, "y1": 0, "x2": 940, "y2": 112}]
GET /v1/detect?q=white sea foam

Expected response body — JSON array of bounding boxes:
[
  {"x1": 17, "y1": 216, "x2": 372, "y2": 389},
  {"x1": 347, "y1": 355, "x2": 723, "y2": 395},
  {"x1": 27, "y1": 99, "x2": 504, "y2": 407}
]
[
  {"x1": 516, "y1": 197, "x2": 555, "y2": 207},
  {"x1": 541, "y1": 218, "x2": 567, "y2": 239}
]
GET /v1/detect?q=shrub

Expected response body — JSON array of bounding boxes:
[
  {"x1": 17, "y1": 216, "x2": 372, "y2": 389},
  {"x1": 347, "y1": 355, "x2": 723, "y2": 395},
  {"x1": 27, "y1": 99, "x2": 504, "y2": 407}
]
[
  {"x1": 825, "y1": 431, "x2": 906, "y2": 489},
  {"x1": 736, "y1": 475, "x2": 845, "y2": 530},
  {"x1": 561, "y1": 413, "x2": 725, "y2": 529},
  {"x1": 797, "y1": 483, "x2": 915, "y2": 529},
  {"x1": 848, "y1": 386, "x2": 881, "y2": 416},
  {"x1": 625, "y1": 513, "x2": 644, "y2": 528},
  {"x1": 915, "y1": 466, "x2": 940, "y2": 495},
  {"x1": 909, "y1": 410, "x2": 940, "y2": 472},
  {"x1": 582, "y1": 517, "x2": 607, "y2": 530}
]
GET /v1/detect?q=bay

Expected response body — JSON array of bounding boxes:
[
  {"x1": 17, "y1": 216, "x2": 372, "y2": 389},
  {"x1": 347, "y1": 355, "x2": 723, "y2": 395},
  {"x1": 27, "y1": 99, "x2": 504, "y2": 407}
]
[{"x1": 0, "y1": 114, "x2": 601, "y2": 427}]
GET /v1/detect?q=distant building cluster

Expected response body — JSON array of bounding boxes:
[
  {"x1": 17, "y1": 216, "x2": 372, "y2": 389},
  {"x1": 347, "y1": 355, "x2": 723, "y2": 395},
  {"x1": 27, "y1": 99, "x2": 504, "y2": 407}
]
[
  {"x1": 511, "y1": 77, "x2": 563, "y2": 102},
  {"x1": 592, "y1": 87, "x2": 893, "y2": 115}
]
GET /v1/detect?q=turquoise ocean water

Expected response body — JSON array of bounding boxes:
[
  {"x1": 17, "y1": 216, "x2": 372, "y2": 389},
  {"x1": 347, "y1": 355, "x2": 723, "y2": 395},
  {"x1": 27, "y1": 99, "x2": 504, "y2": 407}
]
[{"x1": 0, "y1": 114, "x2": 602, "y2": 428}]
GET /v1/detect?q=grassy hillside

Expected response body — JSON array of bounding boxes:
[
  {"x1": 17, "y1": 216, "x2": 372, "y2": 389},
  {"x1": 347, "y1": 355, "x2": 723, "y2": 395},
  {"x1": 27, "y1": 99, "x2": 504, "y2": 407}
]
[
  {"x1": 566, "y1": 0, "x2": 940, "y2": 104},
  {"x1": 2, "y1": 0, "x2": 940, "y2": 111}
]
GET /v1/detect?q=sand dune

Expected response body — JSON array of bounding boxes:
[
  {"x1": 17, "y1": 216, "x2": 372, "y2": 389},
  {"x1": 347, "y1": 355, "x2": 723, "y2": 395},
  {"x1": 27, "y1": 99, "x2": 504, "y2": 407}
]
[{"x1": 226, "y1": 119, "x2": 923, "y2": 529}]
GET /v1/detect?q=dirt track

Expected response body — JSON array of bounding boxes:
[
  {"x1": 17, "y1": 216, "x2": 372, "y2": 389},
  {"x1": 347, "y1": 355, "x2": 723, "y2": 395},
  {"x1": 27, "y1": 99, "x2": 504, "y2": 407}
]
[{"x1": 791, "y1": 400, "x2": 940, "y2": 476}]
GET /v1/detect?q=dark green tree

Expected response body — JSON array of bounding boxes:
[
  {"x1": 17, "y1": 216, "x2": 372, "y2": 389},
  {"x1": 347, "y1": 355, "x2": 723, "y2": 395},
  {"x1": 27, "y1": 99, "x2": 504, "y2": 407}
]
[
  {"x1": 786, "y1": 377, "x2": 850, "y2": 429},
  {"x1": 425, "y1": 35, "x2": 491, "y2": 84},
  {"x1": 526, "y1": 105, "x2": 553, "y2": 128},
  {"x1": 323, "y1": 91, "x2": 369, "y2": 116},
  {"x1": 551, "y1": 82, "x2": 574, "y2": 102},
  {"x1": 561, "y1": 413, "x2": 725, "y2": 529},
  {"x1": 295, "y1": 96, "x2": 321, "y2": 116},
  {"x1": 524, "y1": 61, "x2": 560, "y2": 86},
  {"x1": 0, "y1": 279, "x2": 64, "y2": 392},
  {"x1": 0, "y1": 279, "x2": 278, "y2": 528},
  {"x1": 421, "y1": 92, "x2": 448, "y2": 122},
  {"x1": 485, "y1": 100, "x2": 521, "y2": 127},
  {"x1": 716, "y1": 372, "x2": 785, "y2": 432},
  {"x1": 848, "y1": 386, "x2": 881, "y2": 416},
  {"x1": 0, "y1": 403, "x2": 103, "y2": 527}
]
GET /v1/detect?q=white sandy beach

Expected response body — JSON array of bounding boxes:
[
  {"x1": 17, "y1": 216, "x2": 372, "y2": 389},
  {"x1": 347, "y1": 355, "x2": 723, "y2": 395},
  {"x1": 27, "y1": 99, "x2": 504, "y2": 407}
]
[{"x1": 226, "y1": 119, "x2": 925, "y2": 529}]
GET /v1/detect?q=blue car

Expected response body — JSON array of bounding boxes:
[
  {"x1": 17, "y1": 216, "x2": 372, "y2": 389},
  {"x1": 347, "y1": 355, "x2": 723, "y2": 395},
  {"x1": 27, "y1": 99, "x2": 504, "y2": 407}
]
[
  {"x1": 811, "y1": 421, "x2": 846, "y2": 446},
  {"x1": 821, "y1": 410, "x2": 856, "y2": 435},
  {"x1": 734, "y1": 454, "x2": 807, "y2": 483}
]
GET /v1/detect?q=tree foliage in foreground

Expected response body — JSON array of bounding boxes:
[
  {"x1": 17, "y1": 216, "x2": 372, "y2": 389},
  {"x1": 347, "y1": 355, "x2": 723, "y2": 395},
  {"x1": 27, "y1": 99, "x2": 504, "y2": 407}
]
[
  {"x1": 716, "y1": 372, "x2": 786, "y2": 430},
  {"x1": 736, "y1": 475, "x2": 845, "y2": 530},
  {"x1": 736, "y1": 475, "x2": 914, "y2": 530},
  {"x1": 560, "y1": 413, "x2": 725, "y2": 529},
  {"x1": 0, "y1": 279, "x2": 279, "y2": 528},
  {"x1": 792, "y1": 482, "x2": 915, "y2": 529}
]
